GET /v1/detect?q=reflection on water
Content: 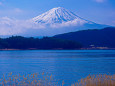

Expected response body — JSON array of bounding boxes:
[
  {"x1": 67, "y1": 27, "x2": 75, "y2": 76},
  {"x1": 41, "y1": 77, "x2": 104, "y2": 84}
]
[{"x1": 0, "y1": 50, "x2": 115, "y2": 85}]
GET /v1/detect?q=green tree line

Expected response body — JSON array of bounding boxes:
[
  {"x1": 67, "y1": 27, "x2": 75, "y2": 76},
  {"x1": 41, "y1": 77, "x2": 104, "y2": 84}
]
[{"x1": 0, "y1": 36, "x2": 82, "y2": 49}]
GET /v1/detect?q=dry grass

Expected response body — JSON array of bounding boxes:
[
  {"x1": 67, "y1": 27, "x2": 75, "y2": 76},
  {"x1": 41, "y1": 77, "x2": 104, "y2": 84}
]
[
  {"x1": 0, "y1": 72, "x2": 61, "y2": 86},
  {"x1": 71, "y1": 74, "x2": 115, "y2": 86},
  {"x1": 0, "y1": 73, "x2": 115, "y2": 86}
]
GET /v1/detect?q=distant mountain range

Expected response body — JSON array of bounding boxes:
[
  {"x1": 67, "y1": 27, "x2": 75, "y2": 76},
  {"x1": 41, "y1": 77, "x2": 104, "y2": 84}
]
[
  {"x1": 21, "y1": 7, "x2": 109, "y2": 36},
  {"x1": 54, "y1": 27, "x2": 115, "y2": 48}
]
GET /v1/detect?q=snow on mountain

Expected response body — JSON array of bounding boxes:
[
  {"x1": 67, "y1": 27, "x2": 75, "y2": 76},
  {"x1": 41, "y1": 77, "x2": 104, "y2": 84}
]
[
  {"x1": 32, "y1": 7, "x2": 108, "y2": 30},
  {"x1": 32, "y1": 7, "x2": 93, "y2": 25}
]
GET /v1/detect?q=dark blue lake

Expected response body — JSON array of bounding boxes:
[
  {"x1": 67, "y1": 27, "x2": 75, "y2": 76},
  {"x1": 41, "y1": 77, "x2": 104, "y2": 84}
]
[{"x1": 0, "y1": 50, "x2": 115, "y2": 85}]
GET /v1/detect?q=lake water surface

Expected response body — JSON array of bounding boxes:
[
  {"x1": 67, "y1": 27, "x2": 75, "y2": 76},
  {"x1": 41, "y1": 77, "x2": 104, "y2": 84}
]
[{"x1": 0, "y1": 50, "x2": 115, "y2": 85}]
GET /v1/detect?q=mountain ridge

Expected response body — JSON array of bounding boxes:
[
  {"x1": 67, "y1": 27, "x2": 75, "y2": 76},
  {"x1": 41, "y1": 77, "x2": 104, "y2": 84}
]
[{"x1": 54, "y1": 27, "x2": 115, "y2": 48}]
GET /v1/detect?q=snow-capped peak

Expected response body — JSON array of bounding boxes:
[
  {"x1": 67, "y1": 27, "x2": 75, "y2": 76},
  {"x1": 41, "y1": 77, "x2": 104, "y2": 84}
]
[{"x1": 33, "y1": 7, "x2": 89, "y2": 24}]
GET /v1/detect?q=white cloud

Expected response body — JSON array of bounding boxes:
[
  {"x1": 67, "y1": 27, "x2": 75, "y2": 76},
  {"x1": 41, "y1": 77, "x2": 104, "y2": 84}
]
[
  {"x1": 0, "y1": 17, "x2": 94, "y2": 36},
  {"x1": 50, "y1": 19, "x2": 88, "y2": 28},
  {"x1": 0, "y1": 16, "x2": 89, "y2": 34},
  {"x1": 0, "y1": 17, "x2": 46, "y2": 35}
]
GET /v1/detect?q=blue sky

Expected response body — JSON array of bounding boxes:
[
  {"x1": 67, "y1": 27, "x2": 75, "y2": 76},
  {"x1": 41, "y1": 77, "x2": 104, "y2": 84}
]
[{"x1": 0, "y1": 0, "x2": 115, "y2": 26}]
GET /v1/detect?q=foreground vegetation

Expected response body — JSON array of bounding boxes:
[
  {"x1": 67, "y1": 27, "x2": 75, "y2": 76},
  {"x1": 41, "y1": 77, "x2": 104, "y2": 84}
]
[
  {"x1": 72, "y1": 74, "x2": 115, "y2": 86},
  {"x1": 0, "y1": 72, "x2": 62, "y2": 86},
  {"x1": 0, "y1": 73, "x2": 115, "y2": 86},
  {"x1": 0, "y1": 36, "x2": 82, "y2": 50}
]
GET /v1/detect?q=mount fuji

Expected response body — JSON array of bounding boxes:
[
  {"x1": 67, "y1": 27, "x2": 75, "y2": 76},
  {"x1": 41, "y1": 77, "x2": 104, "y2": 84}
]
[
  {"x1": 33, "y1": 7, "x2": 92, "y2": 24},
  {"x1": 32, "y1": 7, "x2": 107, "y2": 28},
  {"x1": 23, "y1": 7, "x2": 108, "y2": 36},
  {"x1": 0, "y1": 7, "x2": 109, "y2": 37}
]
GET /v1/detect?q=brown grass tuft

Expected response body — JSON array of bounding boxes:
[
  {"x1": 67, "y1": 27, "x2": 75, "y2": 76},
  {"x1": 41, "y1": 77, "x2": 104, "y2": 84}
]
[
  {"x1": 72, "y1": 74, "x2": 115, "y2": 86},
  {"x1": 0, "y1": 72, "x2": 61, "y2": 86}
]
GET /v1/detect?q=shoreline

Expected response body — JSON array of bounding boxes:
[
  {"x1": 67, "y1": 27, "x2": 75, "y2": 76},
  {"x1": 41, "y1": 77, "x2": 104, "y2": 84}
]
[{"x1": 0, "y1": 48, "x2": 115, "y2": 51}]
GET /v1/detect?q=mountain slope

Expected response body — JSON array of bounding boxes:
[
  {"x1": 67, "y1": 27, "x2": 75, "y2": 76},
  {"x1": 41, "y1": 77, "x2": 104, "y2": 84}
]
[
  {"x1": 31, "y1": 7, "x2": 108, "y2": 35},
  {"x1": 33, "y1": 7, "x2": 92, "y2": 24},
  {"x1": 54, "y1": 27, "x2": 115, "y2": 48}
]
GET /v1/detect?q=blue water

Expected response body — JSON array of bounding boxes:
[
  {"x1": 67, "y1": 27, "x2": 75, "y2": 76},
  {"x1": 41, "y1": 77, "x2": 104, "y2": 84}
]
[{"x1": 0, "y1": 50, "x2": 115, "y2": 85}]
